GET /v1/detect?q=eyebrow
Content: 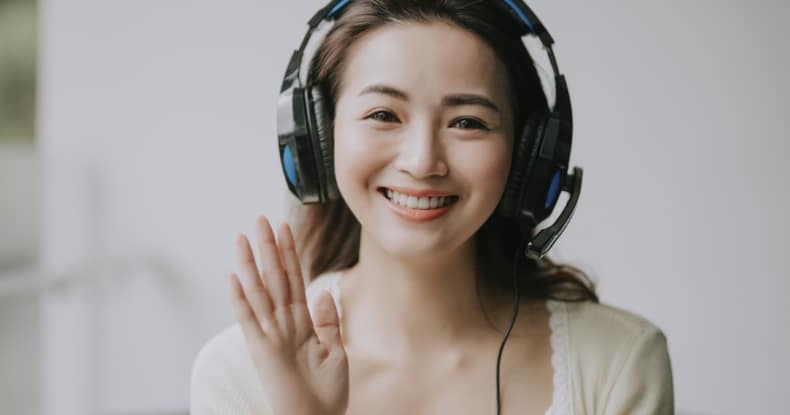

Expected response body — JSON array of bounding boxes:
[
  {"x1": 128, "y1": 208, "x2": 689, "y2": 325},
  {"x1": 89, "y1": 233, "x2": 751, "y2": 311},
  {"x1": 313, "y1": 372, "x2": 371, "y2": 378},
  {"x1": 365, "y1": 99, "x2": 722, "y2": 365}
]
[{"x1": 358, "y1": 84, "x2": 501, "y2": 114}]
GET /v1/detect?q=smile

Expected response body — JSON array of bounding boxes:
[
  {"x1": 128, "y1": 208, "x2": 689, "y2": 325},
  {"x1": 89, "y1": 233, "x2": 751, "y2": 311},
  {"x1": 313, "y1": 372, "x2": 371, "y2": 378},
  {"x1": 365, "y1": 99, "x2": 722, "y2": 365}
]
[{"x1": 377, "y1": 187, "x2": 459, "y2": 222}]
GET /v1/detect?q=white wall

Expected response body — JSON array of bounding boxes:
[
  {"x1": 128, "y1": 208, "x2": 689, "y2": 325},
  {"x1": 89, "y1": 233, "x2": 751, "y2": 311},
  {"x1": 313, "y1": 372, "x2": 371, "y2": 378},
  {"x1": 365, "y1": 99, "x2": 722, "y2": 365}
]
[{"x1": 33, "y1": 0, "x2": 789, "y2": 414}]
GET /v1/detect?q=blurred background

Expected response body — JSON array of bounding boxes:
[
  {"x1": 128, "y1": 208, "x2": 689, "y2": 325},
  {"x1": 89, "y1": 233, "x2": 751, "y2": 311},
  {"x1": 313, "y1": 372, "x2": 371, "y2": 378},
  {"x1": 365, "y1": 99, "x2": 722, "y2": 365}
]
[{"x1": 1, "y1": 0, "x2": 788, "y2": 414}]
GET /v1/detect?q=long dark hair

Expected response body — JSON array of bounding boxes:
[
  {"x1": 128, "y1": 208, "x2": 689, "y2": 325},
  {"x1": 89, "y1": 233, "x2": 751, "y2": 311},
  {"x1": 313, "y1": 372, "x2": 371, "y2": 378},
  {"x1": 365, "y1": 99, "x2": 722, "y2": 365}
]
[{"x1": 291, "y1": 0, "x2": 598, "y2": 310}]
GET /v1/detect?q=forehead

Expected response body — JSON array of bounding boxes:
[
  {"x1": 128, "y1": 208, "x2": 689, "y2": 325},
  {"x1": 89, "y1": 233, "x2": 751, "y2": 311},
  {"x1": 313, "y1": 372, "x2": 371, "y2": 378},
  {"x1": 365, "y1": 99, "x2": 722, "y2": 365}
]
[{"x1": 338, "y1": 20, "x2": 511, "y2": 103}]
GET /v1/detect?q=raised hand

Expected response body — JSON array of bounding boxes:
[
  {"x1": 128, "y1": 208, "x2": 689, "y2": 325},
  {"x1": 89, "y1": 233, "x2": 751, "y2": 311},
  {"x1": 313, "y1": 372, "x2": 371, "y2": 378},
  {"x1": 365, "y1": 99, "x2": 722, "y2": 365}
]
[{"x1": 228, "y1": 216, "x2": 349, "y2": 415}]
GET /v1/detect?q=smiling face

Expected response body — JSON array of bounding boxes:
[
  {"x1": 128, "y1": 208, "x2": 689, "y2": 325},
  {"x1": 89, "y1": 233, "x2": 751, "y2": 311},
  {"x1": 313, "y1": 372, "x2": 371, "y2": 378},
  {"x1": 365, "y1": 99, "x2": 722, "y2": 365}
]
[{"x1": 332, "y1": 20, "x2": 515, "y2": 258}]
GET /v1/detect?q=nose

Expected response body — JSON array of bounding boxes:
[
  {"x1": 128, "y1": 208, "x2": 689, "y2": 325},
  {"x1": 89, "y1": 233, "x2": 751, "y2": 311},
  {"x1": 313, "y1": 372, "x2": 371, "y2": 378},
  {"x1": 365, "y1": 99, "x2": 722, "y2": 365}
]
[{"x1": 393, "y1": 121, "x2": 449, "y2": 179}]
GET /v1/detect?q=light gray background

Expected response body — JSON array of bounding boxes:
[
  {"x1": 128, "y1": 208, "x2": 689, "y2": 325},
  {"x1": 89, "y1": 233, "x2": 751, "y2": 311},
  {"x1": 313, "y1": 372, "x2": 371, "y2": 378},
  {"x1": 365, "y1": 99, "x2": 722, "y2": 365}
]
[{"x1": 2, "y1": 0, "x2": 788, "y2": 414}]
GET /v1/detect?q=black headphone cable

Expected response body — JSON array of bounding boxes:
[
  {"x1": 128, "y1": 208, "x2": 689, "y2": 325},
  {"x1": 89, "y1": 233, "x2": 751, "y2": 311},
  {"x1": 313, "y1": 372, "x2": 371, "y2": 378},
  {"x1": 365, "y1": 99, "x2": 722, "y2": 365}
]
[{"x1": 495, "y1": 237, "x2": 528, "y2": 415}]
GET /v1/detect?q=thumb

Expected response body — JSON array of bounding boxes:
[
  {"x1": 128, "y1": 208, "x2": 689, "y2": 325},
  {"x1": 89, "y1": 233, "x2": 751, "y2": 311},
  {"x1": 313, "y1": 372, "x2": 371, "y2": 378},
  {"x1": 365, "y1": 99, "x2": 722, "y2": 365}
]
[{"x1": 312, "y1": 289, "x2": 343, "y2": 352}]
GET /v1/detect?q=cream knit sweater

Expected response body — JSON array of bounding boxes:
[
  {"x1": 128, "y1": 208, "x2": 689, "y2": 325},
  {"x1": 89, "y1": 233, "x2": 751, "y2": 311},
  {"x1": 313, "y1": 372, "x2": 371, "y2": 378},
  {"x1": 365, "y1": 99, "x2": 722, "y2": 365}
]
[{"x1": 190, "y1": 271, "x2": 673, "y2": 414}]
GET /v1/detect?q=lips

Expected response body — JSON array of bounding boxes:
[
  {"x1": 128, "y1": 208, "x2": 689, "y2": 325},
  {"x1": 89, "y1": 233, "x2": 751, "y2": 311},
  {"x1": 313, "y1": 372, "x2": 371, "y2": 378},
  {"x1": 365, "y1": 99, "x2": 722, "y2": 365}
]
[{"x1": 377, "y1": 186, "x2": 459, "y2": 222}]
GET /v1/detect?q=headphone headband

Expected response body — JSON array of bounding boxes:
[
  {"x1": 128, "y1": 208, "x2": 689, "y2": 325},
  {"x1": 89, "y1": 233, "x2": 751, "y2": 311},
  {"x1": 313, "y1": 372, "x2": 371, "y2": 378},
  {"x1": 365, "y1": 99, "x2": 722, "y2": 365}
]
[{"x1": 283, "y1": 0, "x2": 566, "y2": 109}]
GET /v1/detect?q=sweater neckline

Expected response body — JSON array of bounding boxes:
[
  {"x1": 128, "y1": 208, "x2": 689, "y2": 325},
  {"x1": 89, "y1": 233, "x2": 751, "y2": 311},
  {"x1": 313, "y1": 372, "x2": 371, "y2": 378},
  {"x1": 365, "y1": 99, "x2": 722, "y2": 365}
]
[{"x1": 324, "y1": 271, "x2": 570, "y2": 415}]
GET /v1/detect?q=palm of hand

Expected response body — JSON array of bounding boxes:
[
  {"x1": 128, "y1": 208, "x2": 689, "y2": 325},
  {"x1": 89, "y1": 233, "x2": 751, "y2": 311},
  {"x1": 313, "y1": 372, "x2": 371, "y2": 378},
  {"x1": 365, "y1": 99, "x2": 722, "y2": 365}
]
[{"x1": 228, "y1": 216, "x2": 349, "y2": 415}]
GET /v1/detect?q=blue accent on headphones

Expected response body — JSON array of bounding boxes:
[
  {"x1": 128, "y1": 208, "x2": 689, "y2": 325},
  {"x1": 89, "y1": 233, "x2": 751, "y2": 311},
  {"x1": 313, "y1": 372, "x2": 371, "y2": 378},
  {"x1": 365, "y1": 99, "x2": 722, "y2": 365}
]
[
  {"x1": 282, "y1": 145, "x2": 298, "y2": 186},
  {"x1": 502, "y1": 0, "x2": 535, "y2": 32},
  {"x1": 545, "y1": 169, "x2": 561, "y2": 209},
  {"x1": 327, "y1": 0, "x2": 351, "y2": 17}
]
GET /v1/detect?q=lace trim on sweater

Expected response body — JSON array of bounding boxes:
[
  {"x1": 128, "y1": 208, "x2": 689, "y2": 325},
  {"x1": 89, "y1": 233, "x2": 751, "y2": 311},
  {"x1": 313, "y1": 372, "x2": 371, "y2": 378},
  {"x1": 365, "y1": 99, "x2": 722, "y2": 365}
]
[{"x1": 545, "y1": 299, "x2": 572, "y2": 415}]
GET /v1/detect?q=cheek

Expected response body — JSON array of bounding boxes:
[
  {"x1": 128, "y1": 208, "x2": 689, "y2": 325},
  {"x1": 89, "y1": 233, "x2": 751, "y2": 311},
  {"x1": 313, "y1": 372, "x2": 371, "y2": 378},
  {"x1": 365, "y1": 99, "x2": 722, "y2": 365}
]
[
  {"x1": 460, "y1": 140, "x2": 512, "y2": 199},
  {"x1": 332, "y1": 122, "x2": 384, "y2": 198}
]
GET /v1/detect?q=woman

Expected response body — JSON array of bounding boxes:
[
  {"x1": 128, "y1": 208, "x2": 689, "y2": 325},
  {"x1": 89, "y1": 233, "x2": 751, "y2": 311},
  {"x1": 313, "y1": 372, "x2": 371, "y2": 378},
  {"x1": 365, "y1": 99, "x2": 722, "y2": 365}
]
[{"x1": 190, "y1": 1, "x2": 674, "y2": 414}]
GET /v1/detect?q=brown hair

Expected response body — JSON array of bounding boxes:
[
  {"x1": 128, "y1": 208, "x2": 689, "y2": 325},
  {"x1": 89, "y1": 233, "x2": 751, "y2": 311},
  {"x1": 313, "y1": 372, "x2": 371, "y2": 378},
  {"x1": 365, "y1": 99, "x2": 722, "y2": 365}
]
[{"x1": 291, "y1": 0, "x2": 598, "y2": 306}]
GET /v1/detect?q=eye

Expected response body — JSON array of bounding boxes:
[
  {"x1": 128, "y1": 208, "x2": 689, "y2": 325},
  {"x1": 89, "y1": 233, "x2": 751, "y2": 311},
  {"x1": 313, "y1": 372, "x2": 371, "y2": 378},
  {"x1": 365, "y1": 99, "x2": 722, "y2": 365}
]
[
  {"x1": 451, "y1": 118, "x2": 489, "y2": 131},
  {"x1": 366, "y1": 110, "x2": 400, "y2": 123}
]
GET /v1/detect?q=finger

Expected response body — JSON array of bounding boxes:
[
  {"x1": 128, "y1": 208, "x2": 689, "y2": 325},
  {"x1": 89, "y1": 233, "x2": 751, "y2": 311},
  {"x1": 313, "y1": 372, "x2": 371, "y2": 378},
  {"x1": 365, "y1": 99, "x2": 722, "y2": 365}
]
[
  {"x1": 228, "y1": 272, "x2": 266, "y2": 347},
  {"x1": 312, "y1": 290, "x2": 343, "y2": 353},
  {"x1": 255, "y1": 216, "x2": 294, "y2": 338},
  {"x1": 235, "y1": 233, "x2": 276, "y2": 333},
  {"x1": 278, "y1": 222, "x2": 307, "y2": 306},
  {"x1": 255, "y1": 216, "x2": 290, "y2": 308},
  {"x1": 277, "y1": 222, "x2": 313, "y2": 338}
]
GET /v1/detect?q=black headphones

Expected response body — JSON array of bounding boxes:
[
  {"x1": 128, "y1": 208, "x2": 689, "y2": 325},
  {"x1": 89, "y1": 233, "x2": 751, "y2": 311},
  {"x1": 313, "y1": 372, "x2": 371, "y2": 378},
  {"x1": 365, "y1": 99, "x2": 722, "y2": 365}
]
[{"x1": 277, "y1": 0, "x2": 582, "y2": 260}]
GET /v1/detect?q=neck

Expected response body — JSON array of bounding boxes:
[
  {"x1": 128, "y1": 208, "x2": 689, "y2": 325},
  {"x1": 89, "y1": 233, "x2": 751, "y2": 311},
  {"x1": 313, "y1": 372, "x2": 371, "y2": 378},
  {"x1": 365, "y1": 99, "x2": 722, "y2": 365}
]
[{"x1": 340, "y1": 229, "x2": 506, "y2": 365}]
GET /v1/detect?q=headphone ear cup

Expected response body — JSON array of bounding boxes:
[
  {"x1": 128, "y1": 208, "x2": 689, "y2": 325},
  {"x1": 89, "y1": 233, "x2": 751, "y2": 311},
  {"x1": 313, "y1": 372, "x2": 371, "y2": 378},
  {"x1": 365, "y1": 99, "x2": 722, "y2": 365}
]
[
  {"x1": 499, "y1": 111, "x2": 547, "y2": 223},
  {"x1": 308, "y1": 86, "x2": 339, "y2": 201}
]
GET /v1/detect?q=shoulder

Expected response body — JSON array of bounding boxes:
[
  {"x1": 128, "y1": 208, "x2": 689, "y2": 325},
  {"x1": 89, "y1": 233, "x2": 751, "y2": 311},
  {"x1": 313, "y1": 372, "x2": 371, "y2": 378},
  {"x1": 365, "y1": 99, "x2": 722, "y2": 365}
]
[
  {"x1": 189, "y1": 324, "x2": 271, "y2": 414},
  {"x1": 560, "y1": 299, "x2": 671, "y2": 369},
  {"x1": 306, "y1": 270, "x2": 342, "y2": 296},
  {"x1": 305, "y1": 270, "x2": 344, "y2": 313},
  {"x1": 555, "y1": 300, "x2": 674, "y2": 414},
  {"x1": 562, "y1": 300, "x2": 667, "y2": 345}
]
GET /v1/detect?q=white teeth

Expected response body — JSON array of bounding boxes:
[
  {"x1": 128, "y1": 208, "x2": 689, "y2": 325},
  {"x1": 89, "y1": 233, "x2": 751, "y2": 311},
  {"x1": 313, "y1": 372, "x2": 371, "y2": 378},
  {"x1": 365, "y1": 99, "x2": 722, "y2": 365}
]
[{"x1": 384, "y1": 188, "x2": 456, "y2": 210}]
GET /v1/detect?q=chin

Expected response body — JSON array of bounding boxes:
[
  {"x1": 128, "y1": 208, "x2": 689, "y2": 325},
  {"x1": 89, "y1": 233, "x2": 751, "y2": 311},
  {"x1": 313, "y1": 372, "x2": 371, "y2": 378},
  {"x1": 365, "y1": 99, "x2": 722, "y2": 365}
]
[{"x1": 369, "y1": 227, "x2": 468, "y2": 260}]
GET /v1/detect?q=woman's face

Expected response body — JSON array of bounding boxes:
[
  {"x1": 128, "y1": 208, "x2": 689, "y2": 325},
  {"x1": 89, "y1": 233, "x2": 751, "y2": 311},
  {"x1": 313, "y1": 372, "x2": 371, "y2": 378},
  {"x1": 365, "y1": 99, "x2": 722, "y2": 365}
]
[{"x1": 333, "y1": 20, "x2": 515, "y2": 258}]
